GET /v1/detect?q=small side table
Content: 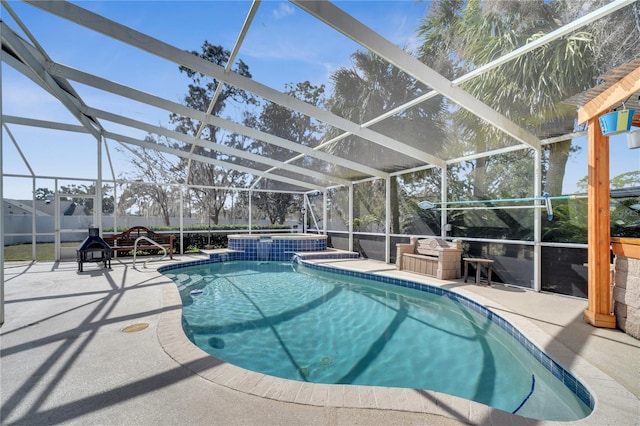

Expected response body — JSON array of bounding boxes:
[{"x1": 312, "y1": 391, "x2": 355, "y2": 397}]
[{"x1": 463, "y1": 258, "x2": 494, "y2": 286}]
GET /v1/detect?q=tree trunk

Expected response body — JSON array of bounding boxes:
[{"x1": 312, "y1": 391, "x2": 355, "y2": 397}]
[
  {"x1": 473, "y1": 157, "x2": 486, "y2": 199},
  {"x1": 545, "y1": 140, "x2": 571, "y2": 196},
  {"x1": 211, "y1": 209, "x2": 220, "y2": 225},
  {"x1": 159, "y1": 195, "x2": 170, "y2": 226},
  {"x1": 390, "y1": 176, "x2": 400, "y2": 234}
]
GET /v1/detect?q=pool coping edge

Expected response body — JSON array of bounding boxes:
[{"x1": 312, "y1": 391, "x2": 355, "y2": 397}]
[{"x1": 155, "y1": 259, "x2": 638, "y2": 425}]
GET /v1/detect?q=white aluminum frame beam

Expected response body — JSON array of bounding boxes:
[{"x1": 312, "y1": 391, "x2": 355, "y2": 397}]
[
  {"x1": 0, "y1": 21, "x2": 102, "y2": 140},
  {"x1": 4, "y1": 4, "x2": 384, "y2": 188},
  {"x1": 293, "y1": 0, "x2": 541, "y2": 152},
  {"x1": 2, "y1": 115, "x2": 90, "y2": 133},
  {"x1": 86, "y1": 106, "x2": 350, "y2": 187},
  {"x1": 321, "y1": 0, "x2": 636, "y2": 152},
  {"x1": 2, "y1": 124, "x2": 35, "y2": 176},
  {"x1": 25, "y1": 0, "x2": 445, "y2": 168},
  {"x1": 105, "y1": 131, "x2": 325, "y2": 191},
  {"x1": 6, "y1": 0, "x2": 628, "y2": 190},
  {"x1": 2, "y1": 96, "x2": 353, "y2": 192},
  {"x1": 186, "y1": 1, "x2": 261, "y2": 182},
  {"x1": 46, "y1": 62, "x2": 387, "y2": 180}
]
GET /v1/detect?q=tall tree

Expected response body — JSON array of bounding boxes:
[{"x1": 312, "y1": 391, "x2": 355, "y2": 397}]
[
  {"x1": 58, "y1": 183, "x2": 115, "y2": 215},
  {"x1": 327, "y1": 50, "x2": 445, "y2": 233},
  {"x1": 34, "y1": 187, "x2": 55, "y2": 201},
  {"x1": 119, "y1": 136, "x2": 183, "y2": 225},
  {"x1": 135, "y1": 41, "x2": 257, "y2": 225},
  {"x1": 417, "y1": 0, "x2": 640, "y2": 198},
  {"x1": 252, "y1": 81, "x2": 327, "y2": 225}
]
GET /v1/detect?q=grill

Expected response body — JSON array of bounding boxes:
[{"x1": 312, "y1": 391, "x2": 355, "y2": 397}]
[{"x1": 76, "y1": 227, "x2": 112, "y2": 272}]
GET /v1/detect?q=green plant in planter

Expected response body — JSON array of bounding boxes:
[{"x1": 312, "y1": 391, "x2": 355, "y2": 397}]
[{"x1": 185, "y1": 245, "x2": 201, "y2": 253}]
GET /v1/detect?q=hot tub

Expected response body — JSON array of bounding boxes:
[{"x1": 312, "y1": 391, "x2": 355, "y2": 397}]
[{"x1": 227, "y1": 234, "x2": 328, "y2": 261}]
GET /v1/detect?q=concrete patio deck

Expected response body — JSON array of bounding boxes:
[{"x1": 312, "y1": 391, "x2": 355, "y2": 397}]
[{"x1": 1, "y1": 255, "x2": 639, "y2": 425}]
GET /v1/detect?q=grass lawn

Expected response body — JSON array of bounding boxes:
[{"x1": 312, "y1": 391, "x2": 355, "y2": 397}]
[
  {"x1": 4, "y1": 242, "x2": 78, "y2": 261},
  {"x1": 5, "y1": 242, "x2": 188, "y2": 261}
]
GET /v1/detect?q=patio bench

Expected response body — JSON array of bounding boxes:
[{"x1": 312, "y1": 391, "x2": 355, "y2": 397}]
[{"x1": 103, "y1": 226, "x2": 176, "y2": 259}]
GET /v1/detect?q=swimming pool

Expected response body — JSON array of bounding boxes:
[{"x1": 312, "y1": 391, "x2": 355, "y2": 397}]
[{"x1": 162, "y1": 259, "x2": 592, "y2": 421}]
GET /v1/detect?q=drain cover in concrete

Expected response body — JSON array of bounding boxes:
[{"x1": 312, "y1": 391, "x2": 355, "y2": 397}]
[{"x1": 122, "y1": 323, "x2": 149, "y2": 333}]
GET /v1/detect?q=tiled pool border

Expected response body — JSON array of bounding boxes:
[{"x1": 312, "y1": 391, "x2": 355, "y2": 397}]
[
  {"x1": 158, "y1": 249, "x2": 360, "y2": 272},
  {"x1": 291, "y1": 256, "x2": 594, "y2": 411},
  {"x1": 158, "y1": 255, "x2": 594, "y2": 414},
  {"x1": 226, "y1": 235, "x2": 329, "y2": 261}
]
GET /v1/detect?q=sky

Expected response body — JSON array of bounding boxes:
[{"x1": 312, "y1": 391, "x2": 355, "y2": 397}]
[
  {"x1": 1, "y1": 0, "x2": 639, "y2": 200},
  {"x1": 1, "y1": 0, "x2": 428, "y2": 199}
]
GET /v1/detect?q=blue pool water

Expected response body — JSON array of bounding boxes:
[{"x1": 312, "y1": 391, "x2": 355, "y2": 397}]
[{"x1": 163, "y1": 260, "x2": 592, "y2": 421}]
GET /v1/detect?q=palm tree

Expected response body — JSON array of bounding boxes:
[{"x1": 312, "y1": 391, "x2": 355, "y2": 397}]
[
  {"x1": 326, "y1": 50, "x2": 446, "y2": 233},
  {"x1": 413, "y1": 0, "x2": 640, "y2": 243},
  {"x1": 417, "y1": 0, "x2": 640, "y2": 198}
]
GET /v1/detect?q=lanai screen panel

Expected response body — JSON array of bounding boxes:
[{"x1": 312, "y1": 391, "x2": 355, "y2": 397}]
[
  {"x1": 395, "y1": 169, "x2": 442, "y2": 236},
  {"x1": 2, "y1": 1, "x2": 497, "y2": 188},
  {"x1": 366, "y1": 95, "x2": 448, "y2": 162},
  {"x1": 326, "y1": 186, "x2": 350, "y2": 232},
  {"x1": 458, "y1": 2, "x2": 640, "y2": 144},
  {"x1": 319, "y1": 134, "x2": 427, "y2": 174},
  {"x1": 318, "y1": 93, "x2": 447, "y2": 173},
  {"x1": 5, "y1": 0, "x2": 639, "y2": 197}
]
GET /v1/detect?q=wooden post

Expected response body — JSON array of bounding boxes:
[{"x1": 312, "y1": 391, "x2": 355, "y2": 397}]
[{"x1": 583, "y1": 115, "x2": 616, "y2": 328}]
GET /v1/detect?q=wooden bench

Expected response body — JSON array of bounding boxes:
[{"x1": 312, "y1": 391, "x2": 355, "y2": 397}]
[
  {"x1": 103, "y1": 226, "x2": 176, "y2": 259},
  {"x1": 463, "y1": 258, "x2": 494, "y2": 286}
]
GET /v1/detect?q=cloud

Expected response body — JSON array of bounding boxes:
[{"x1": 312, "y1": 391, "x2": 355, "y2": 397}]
[
  {"x1": 404, "y1": 34, "x2": 421, "y2": 56},
  {"x1": 272, "y1": 3, "x2": 294, "y2": 19}
]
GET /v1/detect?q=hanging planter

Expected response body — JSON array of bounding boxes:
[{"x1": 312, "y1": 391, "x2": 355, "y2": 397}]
[
  {"x1": 599, "y1": 109, "x2": 635, "y2": 136},
  {"x1": 627, "y1": 129, "x2": 640, "y2": 149}
]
